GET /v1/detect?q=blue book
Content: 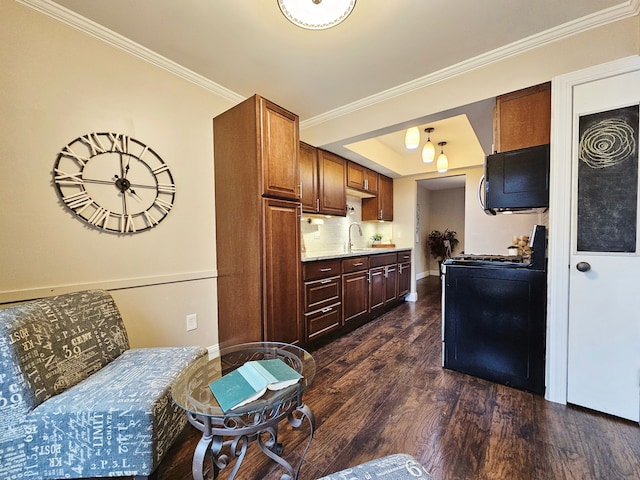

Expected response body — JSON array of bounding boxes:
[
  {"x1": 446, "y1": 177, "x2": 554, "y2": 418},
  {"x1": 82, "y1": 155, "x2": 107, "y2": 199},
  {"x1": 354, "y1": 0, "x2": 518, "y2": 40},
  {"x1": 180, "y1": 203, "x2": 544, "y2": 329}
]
[{"x1": 209, "y1": 358, "x2": 303, "y2": 412}]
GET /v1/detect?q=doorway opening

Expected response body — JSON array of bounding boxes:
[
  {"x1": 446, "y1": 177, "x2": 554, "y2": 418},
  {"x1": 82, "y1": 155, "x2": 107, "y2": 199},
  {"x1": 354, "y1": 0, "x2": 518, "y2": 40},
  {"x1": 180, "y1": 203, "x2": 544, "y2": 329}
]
[{"x1": 416, "y1": 176, "x2": 466, "y2": 279}]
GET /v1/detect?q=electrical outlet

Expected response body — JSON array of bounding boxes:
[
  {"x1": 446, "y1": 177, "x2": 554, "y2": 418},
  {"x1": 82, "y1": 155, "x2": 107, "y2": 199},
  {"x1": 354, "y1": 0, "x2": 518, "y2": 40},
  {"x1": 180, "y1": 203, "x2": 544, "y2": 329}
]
[{"x1": 186, "y1": 313, "x2": 197, "y2": 331}]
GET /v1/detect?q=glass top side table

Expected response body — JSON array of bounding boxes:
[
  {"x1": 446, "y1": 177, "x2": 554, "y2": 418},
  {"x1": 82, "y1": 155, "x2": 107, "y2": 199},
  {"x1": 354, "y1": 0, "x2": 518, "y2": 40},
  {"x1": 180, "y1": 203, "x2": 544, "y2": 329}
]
[{"x1": 171, "y1": 342, "x2": 316, "y2": 480}]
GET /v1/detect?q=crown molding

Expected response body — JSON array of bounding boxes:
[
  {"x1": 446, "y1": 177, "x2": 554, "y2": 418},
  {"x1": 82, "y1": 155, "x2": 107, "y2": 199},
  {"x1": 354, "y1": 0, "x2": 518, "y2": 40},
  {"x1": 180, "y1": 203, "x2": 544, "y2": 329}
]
[
  {"x1": 301, "y1": 0, "x2": 640, "y2": 129},
  {"x1": 16, "y1": 0, "x2": 245, "y2": 104},
  {"x1": 16, "y1": 0, "x2": 639, "y2": 127}
]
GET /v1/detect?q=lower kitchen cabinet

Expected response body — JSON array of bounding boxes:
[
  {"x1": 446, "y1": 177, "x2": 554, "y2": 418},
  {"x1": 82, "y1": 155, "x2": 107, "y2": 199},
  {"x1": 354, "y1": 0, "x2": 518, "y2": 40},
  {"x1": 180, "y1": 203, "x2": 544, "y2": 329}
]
[
  {"x1": 302, "y1": 250, "x2": 412, "y2": 347},
  {"x1": 397, "y1": 251, "x2": 412, "y2": 297},
  {"x1": 342, "y1": 256, "x2": 370, "y2": 323},
  {"x1": 302, "y1": 259, "x2": 341, "y2": 342},
  {"x1": 370, "y1": 253, "x2": 397, "y2": 312},
  {"x1": 369, "y1": 266, "x2": 385, "y2": 311}
]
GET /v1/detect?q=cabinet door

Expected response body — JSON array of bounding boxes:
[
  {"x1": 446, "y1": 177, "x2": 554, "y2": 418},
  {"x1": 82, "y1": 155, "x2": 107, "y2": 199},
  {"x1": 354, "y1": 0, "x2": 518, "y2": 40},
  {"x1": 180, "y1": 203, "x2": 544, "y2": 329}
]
[
  {"x1": 397, "y1": 262, "x2": 411, "y2": 297},
  {"x1": 362, "y1": 174, "x2": 393, "y2": 221},
  {"x1": 384, "y1": 264, "x2": 398, "y2": 304},
  {"x1": 346, "y1": 161, "x2": 365, "y2": 190},
  {"x1": 363, "y1": 169, "x2": 378, "y2": 194},
  {"x1": 494, "y1": 82, "x2": 551, "y2": 152},
  {"x1": 369, "y1": 266, "x2": 385, "y2": 311},
  {"x1": 300, "y1": 142, "x2": 318, "y2": 213},
  {"x1": 305, "y1": 305, "x2": 341, "y2": 342},
  {"x1": 263, "y1": 198, "x2": 301, "y2": 344},
  {"x1": 342, "y1": 271, "x2": 369, "y2": 323},
  {"x1": 318, "y1": 150, "x2": 346, "y2": 216},
  {"x1": 378, "y1": 175, "x2": 393, "y2": 221},
  {"x1": 260, "y1": 98, "x2": 300, "y2": 201}
]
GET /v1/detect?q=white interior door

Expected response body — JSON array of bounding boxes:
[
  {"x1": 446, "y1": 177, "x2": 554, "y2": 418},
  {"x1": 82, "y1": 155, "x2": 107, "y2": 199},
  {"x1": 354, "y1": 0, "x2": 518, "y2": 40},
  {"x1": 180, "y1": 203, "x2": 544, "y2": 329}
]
[{"x1": 567, "y1": 70, "x2": 640, "y2": 422}]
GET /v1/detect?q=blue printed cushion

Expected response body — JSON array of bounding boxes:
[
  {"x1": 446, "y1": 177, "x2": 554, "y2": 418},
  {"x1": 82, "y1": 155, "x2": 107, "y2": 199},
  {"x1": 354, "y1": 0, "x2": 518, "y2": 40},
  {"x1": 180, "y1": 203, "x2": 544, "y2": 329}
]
[
  {"x1": 22, "y1": 347, "x2": 205, "y2": 479},
  {"x1": 318, "y1": 454, "x2": 433, "y2": 480},
  {"x1": 0, "y1": 290, "x2": 129, "y2": 405}
]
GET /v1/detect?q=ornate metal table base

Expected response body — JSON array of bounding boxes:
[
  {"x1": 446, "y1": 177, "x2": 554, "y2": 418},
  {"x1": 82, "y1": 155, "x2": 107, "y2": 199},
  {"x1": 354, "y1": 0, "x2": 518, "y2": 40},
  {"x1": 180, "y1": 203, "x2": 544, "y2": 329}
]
[{"x1": 188, "y1": 398, "x2": 315, "y2": 480}]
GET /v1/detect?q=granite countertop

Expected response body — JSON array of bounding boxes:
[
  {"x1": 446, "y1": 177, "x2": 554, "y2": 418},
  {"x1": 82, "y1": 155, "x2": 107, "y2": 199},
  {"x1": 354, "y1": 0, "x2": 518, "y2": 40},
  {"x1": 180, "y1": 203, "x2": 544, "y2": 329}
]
[{"x1": 301, "y1": 247, "x2": 410, "y2": 262}]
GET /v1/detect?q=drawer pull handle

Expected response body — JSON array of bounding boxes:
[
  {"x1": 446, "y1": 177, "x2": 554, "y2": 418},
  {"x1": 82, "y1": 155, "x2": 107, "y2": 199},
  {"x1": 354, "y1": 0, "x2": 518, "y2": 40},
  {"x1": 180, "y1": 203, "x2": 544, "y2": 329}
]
[
  {"x1": 321, "y1": 307, "x2": 333, "y2": 313},
  {"x1": 320, "y1": 279, "x2": 331, "y2": 284},
  {"x1": 319, "y1": 267, "x2": 332, "y2": 272},
  {"x1": 352, "y1": 262, "x2": 363, "y2": 267}
]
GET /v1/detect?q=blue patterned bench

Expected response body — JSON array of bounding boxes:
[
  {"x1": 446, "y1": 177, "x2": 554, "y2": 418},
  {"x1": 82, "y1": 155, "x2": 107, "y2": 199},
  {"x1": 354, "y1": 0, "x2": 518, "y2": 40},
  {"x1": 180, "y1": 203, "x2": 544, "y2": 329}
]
[
  {"x1": 0, "y1": 290, "x2": 207, "y2": 479},
  {"x1": 318, "y1": 453, "x2": 433, "y2": 479}
]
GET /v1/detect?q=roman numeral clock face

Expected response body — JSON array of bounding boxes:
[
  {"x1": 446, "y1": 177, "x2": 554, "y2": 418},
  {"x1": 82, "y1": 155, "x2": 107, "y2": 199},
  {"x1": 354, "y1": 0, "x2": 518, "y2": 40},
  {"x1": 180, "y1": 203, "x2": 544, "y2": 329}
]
[{"x1": 53, "y1": 132, "x2": 175, "y2": 233}]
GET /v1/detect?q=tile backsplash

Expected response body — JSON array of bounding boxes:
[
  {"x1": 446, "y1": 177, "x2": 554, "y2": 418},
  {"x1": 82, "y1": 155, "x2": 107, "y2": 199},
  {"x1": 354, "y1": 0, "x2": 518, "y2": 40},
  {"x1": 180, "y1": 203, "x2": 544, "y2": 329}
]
[{"x1": 301, "y1": 195, "x2": 394, "y2": 255}]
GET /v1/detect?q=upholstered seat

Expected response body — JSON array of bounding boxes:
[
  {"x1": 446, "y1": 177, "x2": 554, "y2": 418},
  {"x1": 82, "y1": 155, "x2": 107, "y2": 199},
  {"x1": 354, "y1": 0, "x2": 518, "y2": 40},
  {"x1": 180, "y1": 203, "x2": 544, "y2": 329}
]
[{"x1": 0, "y1": 289, "x2": 206, "y2": 479}]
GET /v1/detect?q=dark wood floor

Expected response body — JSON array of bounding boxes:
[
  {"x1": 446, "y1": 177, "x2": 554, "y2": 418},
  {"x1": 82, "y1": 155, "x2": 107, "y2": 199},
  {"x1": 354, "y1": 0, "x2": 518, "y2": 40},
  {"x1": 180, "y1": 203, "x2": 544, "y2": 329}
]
[{"x1": 153, "y1": 276, "x2": 640, "y2": 480}]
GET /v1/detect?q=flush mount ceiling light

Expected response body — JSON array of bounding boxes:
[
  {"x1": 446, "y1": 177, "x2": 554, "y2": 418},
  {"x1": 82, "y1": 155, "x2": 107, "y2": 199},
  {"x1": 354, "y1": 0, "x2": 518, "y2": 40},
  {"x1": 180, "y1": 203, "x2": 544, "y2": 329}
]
[
  {"x1": 422, "y1": 127, "x2": 435, "y2": 163},
  {"x1": 404, "y1": 126, "x2": 420, "y2": 150},
  {"x1": 437, "y1": 142, "x2": 449, "y2": 173},
  {"x1": 278, "y1": 0, "x2": 357, "y2": 30}
]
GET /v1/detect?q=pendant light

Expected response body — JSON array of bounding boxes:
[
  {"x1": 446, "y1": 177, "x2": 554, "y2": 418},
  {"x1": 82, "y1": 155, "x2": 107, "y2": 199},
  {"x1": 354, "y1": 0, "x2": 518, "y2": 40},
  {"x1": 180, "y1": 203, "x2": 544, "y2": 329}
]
[
  {"x1": 422, "y1": 128, "x2": 435, "y2": 163},
  {"x1": 437, "y1": 142, "x2": 449, "y2": 172},
  {"x1": 278, "y1": 0, "x2": 357, "y2": 30},
  {"x1": 404, "y1": 126, "x2": 420, "y2": 150}
]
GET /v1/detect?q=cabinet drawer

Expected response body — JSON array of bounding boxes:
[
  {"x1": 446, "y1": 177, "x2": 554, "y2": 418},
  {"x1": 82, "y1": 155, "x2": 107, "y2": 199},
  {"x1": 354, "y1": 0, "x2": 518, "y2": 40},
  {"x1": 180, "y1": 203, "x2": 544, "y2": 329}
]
[
  {"x1": 370, "y1": 253, "x2": 397, "y2": 267},
  {"x1": 303, "y1": 259, "x2": 341, "y2": 281},
  {"x1": 305, "y1": 303, "x2": 341, "y2": 340},
  {"x1": 304, "y1": 276, "x2": 341, "y2": 313},
  {"x1": 341, "y1": 256, "x2": 370, "y2": 273},
  {"x1": 397, "y1": 251, "x2": 412, "y2": 263}
]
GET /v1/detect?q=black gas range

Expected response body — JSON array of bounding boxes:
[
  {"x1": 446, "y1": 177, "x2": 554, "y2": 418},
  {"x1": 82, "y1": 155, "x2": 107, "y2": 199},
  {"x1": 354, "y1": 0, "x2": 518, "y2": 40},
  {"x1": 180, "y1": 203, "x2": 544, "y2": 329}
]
[
  {"x1": 444, "y1": 225, "x2": 546, "y2": 271},
  {"x1": 441, "y1": 225, "x2": 547, "y2": 395}
]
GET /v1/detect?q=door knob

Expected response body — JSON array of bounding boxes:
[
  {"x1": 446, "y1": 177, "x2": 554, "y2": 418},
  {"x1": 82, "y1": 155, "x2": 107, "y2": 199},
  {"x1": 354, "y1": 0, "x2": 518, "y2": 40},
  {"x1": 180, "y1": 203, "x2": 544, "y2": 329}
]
[{"x1": 576, "y1": 261, "x2": 591, "y2": 272}]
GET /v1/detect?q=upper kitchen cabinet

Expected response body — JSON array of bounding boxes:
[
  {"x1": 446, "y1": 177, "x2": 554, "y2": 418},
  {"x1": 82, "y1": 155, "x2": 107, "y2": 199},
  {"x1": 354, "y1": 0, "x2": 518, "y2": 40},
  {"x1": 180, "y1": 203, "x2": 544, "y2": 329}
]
[
  {"x1": 493, "y1": 82, "x2": 551, "y2": 153},
  {"x1": 300, "y1": 141, "x2": 318, "y2": 213},
  {"x1": 301, "y1": 147, "x2": 346, "y2": 216},
  {"x1": 346, "y1": 161, "x2": 378, "y2": 196},
  {"x1": 260, "y1": 98, "x2": 300, "y2": 200},
  {"x1": 362, "y1": 174, "x2": 393, "y2": 221},
  {"x1": 213, "y1": 94, "x2": 301, "y2": 347}
]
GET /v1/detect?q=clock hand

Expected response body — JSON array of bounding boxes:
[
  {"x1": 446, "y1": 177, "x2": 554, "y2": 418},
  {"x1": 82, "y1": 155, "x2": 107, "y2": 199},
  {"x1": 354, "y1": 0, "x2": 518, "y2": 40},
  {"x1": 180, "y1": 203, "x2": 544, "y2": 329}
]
[
  {"x1": 128, "y1": 188, "x2": 143, "y2": 202},
  {"x1": 119, "y1": 153, "x2": 126, "y2": 179},
  {"x1": 122, "y1": 154, "x2": 131, "y2": 180},
  {"x1": 126, "y1": 182, "x2": 157, "y2": 189},
  {"x1": 83, "y1": 178, "x2": 119, "y2": 186}
]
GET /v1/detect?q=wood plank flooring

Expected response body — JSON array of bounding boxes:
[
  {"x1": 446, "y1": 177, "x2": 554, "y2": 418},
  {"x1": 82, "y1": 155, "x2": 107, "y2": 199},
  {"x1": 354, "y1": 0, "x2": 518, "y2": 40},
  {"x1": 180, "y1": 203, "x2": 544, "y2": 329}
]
[{"x1": 152, "y1": 276, "x2": 640, "y2": 480}]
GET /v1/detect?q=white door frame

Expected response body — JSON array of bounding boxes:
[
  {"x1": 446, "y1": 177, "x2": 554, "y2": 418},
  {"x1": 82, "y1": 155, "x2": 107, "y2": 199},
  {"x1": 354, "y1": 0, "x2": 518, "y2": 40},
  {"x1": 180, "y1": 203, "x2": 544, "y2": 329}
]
[{"x1": 546, "y1": 55, "x2": 640, "y2": 404}]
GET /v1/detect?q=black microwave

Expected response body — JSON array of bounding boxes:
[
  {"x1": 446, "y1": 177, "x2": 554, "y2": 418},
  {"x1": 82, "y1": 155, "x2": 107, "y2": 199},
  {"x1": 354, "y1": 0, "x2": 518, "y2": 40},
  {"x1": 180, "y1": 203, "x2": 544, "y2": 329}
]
[{"x1": 479, "y1": 144, "x2": 550, "y2": 215}]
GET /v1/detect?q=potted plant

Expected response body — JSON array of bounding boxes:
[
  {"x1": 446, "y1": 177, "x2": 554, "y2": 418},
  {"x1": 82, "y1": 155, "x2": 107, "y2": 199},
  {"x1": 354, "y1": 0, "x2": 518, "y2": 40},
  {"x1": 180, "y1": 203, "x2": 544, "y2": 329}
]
[
  {"x1": 427, "y1": 229, "x2": 459, "y2": 262},
  {"x1": 371, "y1": 233, "x2": 383, "y2": 245}
]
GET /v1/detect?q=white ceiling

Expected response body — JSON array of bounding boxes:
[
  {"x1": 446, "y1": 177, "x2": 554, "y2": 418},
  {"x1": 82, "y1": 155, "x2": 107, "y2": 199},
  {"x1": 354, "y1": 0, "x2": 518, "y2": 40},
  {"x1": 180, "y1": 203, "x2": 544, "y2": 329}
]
[{"x1": 31, "y1": 0, "x2": 629, "y2": 177}]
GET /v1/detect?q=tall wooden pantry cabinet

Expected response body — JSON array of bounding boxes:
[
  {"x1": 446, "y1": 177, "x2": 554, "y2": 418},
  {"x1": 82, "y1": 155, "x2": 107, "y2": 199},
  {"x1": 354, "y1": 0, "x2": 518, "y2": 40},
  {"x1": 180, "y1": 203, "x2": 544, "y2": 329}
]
[{"x1": 213, "y1": 94, "x2": 302, "y2": 347}]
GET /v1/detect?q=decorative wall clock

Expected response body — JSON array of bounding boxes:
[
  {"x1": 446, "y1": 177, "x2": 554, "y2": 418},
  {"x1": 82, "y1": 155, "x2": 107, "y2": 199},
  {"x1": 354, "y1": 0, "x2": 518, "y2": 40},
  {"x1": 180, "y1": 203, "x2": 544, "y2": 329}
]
[{"x1": 53, "y1": 132, "x2": 175, "y2": 233}]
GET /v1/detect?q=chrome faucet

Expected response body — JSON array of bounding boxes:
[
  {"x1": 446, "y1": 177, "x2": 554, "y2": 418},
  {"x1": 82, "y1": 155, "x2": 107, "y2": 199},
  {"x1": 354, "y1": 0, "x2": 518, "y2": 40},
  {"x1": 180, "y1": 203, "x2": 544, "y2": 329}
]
[{"x1": 348, "y1": 222, "x2": 362, "y2": 252}]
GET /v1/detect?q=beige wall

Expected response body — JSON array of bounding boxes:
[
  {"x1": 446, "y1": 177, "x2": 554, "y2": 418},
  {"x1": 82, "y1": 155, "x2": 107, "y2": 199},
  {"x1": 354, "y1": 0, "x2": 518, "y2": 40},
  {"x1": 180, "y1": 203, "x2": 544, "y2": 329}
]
[
  {"x1": 0, "y1": 1, "x2": 236, "y2": 348},
  {"x1": 415, "y1": 187, "x2": 431, "y2": 278}
]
